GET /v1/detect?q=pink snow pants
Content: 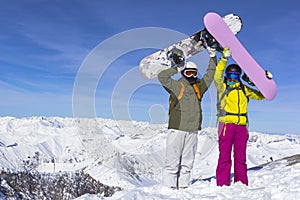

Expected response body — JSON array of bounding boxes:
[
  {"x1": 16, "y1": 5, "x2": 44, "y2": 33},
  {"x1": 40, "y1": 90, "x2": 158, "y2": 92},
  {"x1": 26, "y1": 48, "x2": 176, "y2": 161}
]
[{"x1": 216, "y1": 122, "x2": 249, "y2": 186}]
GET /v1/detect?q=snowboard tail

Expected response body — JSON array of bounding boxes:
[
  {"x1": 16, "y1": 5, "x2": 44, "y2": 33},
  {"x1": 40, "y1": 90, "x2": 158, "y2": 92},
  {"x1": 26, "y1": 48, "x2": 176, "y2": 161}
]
[
  {"x1": 139, "y1": 14, "x2": 242, "y2": 79},
  {"x1": 204, "y1": 12, "x2": 277, "y2": 100}
]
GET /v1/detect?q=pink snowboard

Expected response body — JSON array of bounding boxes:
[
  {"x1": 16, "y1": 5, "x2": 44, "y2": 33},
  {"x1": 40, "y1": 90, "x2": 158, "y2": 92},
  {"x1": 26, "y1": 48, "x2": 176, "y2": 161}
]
[{"x1": 204, "y1": 12, "x2": 277, "y2": 100}]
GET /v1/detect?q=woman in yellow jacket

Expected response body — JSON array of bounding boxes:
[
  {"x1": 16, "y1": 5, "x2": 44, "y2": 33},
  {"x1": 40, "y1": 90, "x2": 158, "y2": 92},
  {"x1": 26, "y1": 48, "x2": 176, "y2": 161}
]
[{"x1": 214, "y1": 47, "x2": 264, "y2": 186}]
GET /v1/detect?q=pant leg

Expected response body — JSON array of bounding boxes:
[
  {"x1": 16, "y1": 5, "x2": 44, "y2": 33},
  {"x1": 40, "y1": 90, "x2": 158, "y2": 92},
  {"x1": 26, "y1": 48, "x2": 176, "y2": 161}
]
[
  {"x1": 233, "y1": 125, "x2": 249, "y2": 185},
  {"x1": 178, "y1": 131, "x2": 198, "y2": 188},
  {"x1": 216, "y1": 123, "x2": 235, "y2": 186},
  {"x1": 162, "y1": 129, "x2": 185, "y2": 188}
]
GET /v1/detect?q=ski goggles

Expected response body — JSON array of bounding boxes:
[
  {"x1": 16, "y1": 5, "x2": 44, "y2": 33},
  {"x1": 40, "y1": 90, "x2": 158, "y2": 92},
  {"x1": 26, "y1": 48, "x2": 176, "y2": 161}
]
[
  {"x1": 227, "y1": 72, "x2": 240, "y2": 81},
  {"x1": 184, "y1": 69, "x2": 198, "y2": 78}
]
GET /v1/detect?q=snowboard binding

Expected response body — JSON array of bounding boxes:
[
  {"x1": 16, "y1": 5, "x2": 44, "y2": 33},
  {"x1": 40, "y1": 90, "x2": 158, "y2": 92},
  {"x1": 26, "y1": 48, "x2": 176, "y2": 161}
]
[{"x1": 200, "y1": 29, "x2": 224, "y2": 52}]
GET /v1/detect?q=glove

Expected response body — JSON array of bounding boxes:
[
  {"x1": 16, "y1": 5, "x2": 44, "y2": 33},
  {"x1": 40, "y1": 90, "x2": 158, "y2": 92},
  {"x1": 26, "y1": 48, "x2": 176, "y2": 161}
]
[
  {"x1": 265, "y1": 70, "x2": 273, "y2": 79},
  {"x1": 169, "y1": 48, "x2": 185, "y2": 65},
  {"x1": 222, "y1": 47, "x2": 231, "y2": 60},
  {"x1": 173, "y1": 52, "x2": 185, "y2": 65},
  {"x1": 207, "y1": 46, "x2": 216, "y2": 57},
  {"x1": 242, "y1": 73, "x2": 255, "y2": 86}
]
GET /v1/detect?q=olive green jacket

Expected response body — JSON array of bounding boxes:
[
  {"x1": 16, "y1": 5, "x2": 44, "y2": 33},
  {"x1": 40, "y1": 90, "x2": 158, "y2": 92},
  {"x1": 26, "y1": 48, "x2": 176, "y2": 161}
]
[{"x1": 158, "y1": 57, "x2": 217, "y2": 131}]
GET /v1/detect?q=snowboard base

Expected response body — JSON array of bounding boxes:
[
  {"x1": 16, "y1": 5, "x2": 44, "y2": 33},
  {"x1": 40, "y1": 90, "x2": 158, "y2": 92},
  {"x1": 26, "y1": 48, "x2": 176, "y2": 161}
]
[
  {"x1": 140, "y1": 14, "x2": 242, "y2": 79},
  {"x1": 204, "y1": 12, "x2": 277, "y2": 100}
]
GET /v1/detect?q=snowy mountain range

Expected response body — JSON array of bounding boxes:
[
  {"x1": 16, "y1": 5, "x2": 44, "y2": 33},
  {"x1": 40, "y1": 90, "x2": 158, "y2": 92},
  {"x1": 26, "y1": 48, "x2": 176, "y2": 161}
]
[{"x1": 0, "y1": 116, "x2": 299, "y2": 199}]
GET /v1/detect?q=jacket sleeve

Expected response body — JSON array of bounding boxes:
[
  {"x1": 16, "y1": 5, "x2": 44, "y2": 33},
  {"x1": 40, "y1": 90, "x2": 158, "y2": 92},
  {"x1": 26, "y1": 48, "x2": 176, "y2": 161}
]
[
  {"x1": 158, "y1": 67, "x2": 182, "y2": 96},
  {"x1": 245, "y1": 86, "x2": 265, "y2": 100},
  {"x1": 214, "y1": 58, "x2": 228, "y2": 95},
  {"x1": 198, "y1": 56, "x2": 217, "y2": 94}
]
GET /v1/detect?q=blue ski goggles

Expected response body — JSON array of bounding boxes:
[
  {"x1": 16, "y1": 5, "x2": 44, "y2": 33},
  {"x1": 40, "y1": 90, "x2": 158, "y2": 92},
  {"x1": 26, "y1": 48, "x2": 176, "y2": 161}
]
[{"x1": 227, "y1": 72, "x2": 240, "y2": 81}]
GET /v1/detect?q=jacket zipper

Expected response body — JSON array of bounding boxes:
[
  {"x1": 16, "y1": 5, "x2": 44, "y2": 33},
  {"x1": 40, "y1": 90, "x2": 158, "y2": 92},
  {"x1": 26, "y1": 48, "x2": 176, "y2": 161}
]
[{"x1": 237, "y1": 90, "x2": 240, "y2": 124}]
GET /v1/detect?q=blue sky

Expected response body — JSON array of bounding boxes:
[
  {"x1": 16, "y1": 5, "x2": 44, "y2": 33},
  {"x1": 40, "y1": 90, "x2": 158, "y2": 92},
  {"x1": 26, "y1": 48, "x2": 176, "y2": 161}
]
[{"x1": 0, "y1": 0, "x2": 299, "y2": 134}]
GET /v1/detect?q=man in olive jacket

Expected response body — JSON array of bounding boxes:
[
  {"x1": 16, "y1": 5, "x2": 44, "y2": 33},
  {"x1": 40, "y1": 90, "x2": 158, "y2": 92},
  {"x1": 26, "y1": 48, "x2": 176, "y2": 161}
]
[{"x1": 158, "y1": 49, "x2": 216, "y2": 189}]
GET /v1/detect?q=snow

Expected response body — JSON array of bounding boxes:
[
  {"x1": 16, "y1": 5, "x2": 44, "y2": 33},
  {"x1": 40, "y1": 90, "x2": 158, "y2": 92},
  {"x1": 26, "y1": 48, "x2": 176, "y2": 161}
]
[{"x1": 0, "y1": 116, "x2": 300, "y2": 199}]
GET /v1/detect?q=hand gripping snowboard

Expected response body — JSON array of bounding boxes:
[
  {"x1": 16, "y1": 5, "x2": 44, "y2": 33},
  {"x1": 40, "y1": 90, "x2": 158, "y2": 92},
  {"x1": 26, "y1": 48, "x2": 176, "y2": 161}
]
[
  {"x1": 139, "y1": 14, "x2": 242, "y2": 79},
  {"x1": 204, "y1": 12, "x2": 277, "y2": 100}
]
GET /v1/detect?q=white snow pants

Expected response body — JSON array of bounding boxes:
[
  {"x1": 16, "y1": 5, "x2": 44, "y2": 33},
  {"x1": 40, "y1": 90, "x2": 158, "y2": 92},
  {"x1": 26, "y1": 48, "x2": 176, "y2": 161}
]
[{"x1": 162, "y1": 129, "x2": 198, "y2": 188}]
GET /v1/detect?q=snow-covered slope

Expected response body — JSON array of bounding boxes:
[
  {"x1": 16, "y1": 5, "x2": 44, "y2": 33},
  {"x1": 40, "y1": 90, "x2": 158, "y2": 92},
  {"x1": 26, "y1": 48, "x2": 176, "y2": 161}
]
[{"x1": 0, "y1": 117, "x2": 299, "y2": 199}]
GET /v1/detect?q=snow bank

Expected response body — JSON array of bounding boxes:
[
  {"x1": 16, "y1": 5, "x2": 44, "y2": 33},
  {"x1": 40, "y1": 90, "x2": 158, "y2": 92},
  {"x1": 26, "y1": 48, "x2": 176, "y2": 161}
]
[{"x1": 0, "y1": 116, "x2": 299, "y2": 199}]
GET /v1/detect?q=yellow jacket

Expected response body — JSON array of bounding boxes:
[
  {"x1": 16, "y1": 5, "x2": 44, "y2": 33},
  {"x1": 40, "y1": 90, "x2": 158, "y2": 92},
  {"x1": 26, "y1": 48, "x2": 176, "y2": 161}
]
[{"x1": 214, "y1": 59, "x2": 265, "y2": 125}]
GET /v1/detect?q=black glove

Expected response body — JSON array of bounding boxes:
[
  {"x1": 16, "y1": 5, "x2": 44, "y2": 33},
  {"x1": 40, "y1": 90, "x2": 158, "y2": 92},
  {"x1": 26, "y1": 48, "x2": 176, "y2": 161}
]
[
  {"x1": 242, "y1": 73, "x2": 255, "y2": 86},
  {"x1": 173, "y1": 53, "x2": 185, "y2": 65},
  {"x1": 170, "y1": 48, "x2": 185, "y2": 65}
]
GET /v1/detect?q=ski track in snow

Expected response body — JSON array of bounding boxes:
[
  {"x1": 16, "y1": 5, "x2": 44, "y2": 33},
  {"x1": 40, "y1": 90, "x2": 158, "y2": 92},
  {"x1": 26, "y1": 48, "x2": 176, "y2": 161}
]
[{"x1": 0, "y1": 116, "x2": 299, "y2": 199}]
